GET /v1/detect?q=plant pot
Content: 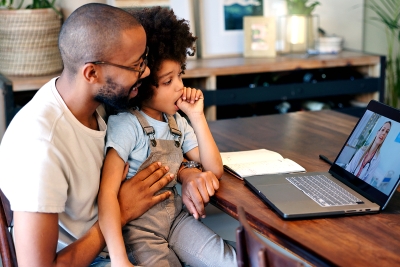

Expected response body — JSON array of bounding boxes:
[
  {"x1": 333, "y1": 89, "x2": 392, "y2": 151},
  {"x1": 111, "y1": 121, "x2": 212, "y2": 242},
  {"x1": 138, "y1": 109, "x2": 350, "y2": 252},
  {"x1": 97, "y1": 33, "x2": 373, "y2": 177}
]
[{"x1": 0, "y1": 8, "x2": 63, "y2": 76}]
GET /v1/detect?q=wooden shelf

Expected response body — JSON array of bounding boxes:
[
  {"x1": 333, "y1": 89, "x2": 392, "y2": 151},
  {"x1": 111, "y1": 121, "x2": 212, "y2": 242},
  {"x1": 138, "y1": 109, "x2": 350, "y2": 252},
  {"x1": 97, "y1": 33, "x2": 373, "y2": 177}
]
[
  {"x1": 0, "y1": 51, "x2": 384, "y2": 128},
  {"x1": 6, "y1": 73, "x2": 60, "y2": 92},
  {"x1": 183, "y1": 51, "x2": 384, "y2": 120},
  {"x1": 184, "y1": 51, "x2": 381, "y2": 78}
]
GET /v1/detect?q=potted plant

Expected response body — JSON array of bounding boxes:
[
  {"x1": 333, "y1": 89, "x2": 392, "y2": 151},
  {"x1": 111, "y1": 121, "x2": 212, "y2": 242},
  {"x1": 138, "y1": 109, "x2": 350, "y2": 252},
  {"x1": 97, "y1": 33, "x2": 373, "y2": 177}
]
[
  {"x1": 286, "y1": 0, "x2": 320, "y2": 16},
  {"x1": 0, "y1": 0, "x2": 63, "y2": 76},
  {"x1": 367, "y1": 0, "x2": 400, "y2": 108},
  {"x1": 280, "y1": 0, "x2": 320, "y2": 53}
]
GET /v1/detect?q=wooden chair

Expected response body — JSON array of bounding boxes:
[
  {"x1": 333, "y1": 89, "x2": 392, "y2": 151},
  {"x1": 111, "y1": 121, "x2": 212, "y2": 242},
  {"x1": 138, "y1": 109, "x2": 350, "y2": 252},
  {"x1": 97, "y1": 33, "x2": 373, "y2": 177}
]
[
  {"x1": 0, "y1": 189, "x2": 18, "y2": 267},
  {"x1": 236, "y1": 206, "x2": 304, "y2": 267}
]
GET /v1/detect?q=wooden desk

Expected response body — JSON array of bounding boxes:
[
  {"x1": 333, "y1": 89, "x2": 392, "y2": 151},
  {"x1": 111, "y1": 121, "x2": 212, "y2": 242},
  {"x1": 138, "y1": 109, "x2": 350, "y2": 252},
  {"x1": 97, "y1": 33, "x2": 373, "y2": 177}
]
[{"x1": 208, "y1": 110, "x2": 400, "y2": 267}]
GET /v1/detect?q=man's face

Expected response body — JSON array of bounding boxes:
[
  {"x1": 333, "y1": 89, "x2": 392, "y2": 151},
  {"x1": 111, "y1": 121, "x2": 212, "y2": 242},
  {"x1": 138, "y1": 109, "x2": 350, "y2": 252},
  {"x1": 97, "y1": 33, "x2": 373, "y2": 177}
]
[
  {"x1": 94, "y1": 76, "x2": 132, "y2": 110},
  {"x1": 94, "y1": 26, "x2": 149, "y2": 110}
]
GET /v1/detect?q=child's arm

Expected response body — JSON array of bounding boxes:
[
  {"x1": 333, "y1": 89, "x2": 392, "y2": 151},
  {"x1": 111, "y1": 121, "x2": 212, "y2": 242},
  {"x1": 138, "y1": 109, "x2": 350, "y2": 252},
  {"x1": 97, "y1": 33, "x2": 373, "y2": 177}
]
[
  {"x1": 177, "y1": 87, "x2": 224, "y2": 178},
  {"x1": 98, "y1": 148, "x2": 134, "y2": 267}
]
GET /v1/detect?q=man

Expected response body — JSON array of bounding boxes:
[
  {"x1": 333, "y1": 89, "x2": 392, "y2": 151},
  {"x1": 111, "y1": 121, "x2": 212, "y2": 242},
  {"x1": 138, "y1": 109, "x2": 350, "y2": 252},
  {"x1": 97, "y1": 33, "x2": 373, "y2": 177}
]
[{"x1": 0, "y1": 3, "x2": 219, "y2": 266}]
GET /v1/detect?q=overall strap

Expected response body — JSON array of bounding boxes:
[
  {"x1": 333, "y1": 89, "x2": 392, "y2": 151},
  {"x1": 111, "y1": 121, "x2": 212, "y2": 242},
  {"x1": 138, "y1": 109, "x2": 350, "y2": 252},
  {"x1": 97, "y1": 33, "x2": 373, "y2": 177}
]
[
  {"x1": 166, "y1": 114, "x2": 182, "y2": 148},
  {"x1": 130, "y1": 109, "x2": 157, "y2": 147}
]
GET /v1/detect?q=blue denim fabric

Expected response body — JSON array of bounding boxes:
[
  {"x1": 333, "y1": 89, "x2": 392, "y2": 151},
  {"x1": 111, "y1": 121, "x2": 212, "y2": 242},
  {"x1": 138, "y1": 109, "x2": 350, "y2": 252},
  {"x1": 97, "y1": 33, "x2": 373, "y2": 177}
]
[{"x1": 90, "y1": 256, "x2": 111, "y2": 267}]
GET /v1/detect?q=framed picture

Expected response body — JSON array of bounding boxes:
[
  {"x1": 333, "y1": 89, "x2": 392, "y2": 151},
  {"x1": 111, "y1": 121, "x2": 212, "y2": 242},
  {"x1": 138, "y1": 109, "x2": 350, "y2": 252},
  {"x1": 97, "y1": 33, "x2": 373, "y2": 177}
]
[
  {"x1": 243, "y1": 16, "x2": 276, "y2": 58},
  {"x1": 195, "y1": 0, "x2": 266, "y2": 58}
]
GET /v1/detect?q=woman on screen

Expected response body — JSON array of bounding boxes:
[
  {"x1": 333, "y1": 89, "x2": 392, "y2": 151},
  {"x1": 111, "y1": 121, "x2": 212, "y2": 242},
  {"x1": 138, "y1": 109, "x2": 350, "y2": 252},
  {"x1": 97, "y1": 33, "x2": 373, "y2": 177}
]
[{"x1": 345, "y1": 121, "x2": 391, "y2": 184}]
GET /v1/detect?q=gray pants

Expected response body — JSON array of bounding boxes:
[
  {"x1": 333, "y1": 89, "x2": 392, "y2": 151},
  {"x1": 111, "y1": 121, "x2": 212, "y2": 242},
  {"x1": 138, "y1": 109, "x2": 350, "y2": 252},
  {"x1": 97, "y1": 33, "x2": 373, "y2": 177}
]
[{"x1": 122, "y1": 188, "x2": 237, "y2": 267}]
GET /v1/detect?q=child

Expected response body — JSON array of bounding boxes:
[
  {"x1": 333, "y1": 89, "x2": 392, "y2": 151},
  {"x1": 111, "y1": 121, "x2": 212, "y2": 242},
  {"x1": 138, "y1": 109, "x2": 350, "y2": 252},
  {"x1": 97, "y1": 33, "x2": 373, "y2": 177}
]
[{"x1": 98, "y1": 6, "x2": 237, "y2": 267}]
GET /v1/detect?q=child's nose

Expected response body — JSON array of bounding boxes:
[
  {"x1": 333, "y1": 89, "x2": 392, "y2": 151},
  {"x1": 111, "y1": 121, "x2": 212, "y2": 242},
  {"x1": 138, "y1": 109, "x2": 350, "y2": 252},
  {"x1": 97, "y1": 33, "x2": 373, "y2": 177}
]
[{"x1": 175, "y1": 81, "x2": 184, "y2": 91}]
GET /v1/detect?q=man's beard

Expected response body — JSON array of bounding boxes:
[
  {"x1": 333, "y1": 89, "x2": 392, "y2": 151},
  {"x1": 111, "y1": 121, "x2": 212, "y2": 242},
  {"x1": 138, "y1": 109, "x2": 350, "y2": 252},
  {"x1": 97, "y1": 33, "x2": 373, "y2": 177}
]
[{"x1": 95, "y1": 77, "x2": 133, "y2": 111}]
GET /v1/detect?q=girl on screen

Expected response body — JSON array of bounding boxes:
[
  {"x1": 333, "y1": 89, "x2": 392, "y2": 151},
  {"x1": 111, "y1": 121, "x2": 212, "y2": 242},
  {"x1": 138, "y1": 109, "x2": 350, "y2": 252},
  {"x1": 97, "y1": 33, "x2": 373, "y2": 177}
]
[{"x1": 345, "y1": 121, "x2": 391, "y2": 183}]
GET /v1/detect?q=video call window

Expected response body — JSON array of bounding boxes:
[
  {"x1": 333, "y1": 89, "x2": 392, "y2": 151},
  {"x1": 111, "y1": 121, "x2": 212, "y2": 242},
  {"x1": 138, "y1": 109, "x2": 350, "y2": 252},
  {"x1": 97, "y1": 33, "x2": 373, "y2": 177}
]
[{"x1": 335, "y1": 110, "x2": 400, "y2": 196}]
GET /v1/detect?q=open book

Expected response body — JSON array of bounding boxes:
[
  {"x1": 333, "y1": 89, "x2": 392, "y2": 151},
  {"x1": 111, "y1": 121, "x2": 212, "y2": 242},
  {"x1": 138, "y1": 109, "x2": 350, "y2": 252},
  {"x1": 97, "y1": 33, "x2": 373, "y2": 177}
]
[{"x1": 220, "y1": 149, "x2": 305, "y2": 180}]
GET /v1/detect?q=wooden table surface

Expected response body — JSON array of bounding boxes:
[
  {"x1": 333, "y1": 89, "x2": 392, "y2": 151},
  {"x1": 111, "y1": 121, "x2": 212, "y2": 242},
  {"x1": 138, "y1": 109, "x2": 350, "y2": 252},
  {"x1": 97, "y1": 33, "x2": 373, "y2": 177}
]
[{"x1": 208, "y1": 110, "x2": 400, "y2": 267}]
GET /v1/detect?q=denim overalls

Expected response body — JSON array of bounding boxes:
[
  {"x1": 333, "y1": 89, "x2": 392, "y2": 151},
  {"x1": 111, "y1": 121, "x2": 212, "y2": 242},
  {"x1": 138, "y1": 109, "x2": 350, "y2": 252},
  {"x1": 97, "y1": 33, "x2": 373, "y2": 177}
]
[{"x1": 123, "y1": 109, "x2": 237, "y2": 267}]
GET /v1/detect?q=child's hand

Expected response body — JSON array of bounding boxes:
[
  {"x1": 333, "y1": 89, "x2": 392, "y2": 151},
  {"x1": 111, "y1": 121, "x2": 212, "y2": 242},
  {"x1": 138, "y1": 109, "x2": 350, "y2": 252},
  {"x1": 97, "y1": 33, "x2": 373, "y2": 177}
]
[
  {"x1": 180, "y1": 169, "x2": 220, "y2": 219},
  {"x1": 176, "y1": 87, "x2": 204, "y2": 117}
]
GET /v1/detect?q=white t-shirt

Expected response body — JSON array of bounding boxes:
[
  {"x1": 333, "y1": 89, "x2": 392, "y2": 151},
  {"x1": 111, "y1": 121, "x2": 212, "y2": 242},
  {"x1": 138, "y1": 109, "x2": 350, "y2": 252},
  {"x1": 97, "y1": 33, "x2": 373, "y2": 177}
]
[{"x1": 0, "y1": 78, "x2": 107, "y2": 251}]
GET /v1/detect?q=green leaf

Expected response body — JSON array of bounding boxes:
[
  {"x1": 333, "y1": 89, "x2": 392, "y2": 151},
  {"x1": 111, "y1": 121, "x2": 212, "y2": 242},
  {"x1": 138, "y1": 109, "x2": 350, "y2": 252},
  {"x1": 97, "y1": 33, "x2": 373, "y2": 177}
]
[
  {"x1": 286, "y1": 0, "x2": 320, "y2": 15},
  {"x1": 367, "y1": 0, "x2": 400, "y2": 106}
]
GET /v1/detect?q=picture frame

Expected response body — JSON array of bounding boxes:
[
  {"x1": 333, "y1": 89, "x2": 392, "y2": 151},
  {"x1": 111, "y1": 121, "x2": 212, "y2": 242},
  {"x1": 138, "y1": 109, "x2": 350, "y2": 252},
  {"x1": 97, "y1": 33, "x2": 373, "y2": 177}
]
[
  {"x1": 243, "y1": 16, "x2": 276, "y2": 58},
  {"x1": 194, "y1": 0, "x2": 266, "y2": 58}
]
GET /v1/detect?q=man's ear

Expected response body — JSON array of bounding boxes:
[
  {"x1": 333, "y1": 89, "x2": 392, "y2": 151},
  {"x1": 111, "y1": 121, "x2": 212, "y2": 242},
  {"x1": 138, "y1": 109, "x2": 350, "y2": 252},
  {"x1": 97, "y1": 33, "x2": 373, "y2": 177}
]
[{"x1": 82, "y1": 63, "x2": 99, "y2": 83}]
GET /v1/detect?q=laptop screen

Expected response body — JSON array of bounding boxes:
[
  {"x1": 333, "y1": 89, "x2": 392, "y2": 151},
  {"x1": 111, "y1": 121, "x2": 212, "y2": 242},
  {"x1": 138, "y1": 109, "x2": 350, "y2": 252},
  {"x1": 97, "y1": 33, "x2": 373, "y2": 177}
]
[{"x1": 331, "y1": 100, "x2": 400, "y2": 208}]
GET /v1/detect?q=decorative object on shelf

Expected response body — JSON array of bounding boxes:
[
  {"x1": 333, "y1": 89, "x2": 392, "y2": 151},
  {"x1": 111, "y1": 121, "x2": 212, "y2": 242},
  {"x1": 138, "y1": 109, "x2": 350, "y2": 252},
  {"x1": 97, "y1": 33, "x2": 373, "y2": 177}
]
[
  {"x1": 0, "y1": 0, "x2": 63, "y2": 76},
  {"x1": 286, "y1": 0, "x2": 319, "y2": 15},
  {"x1": 243, "y1": 16, "x2": 276, "y2": 58},
  {"x1": 367, "y1": 0, "x2": 400, "y2": 108},
  {"x1": 194, "y1": 0, "x2": 265, "y2": 58},
  {"x1": 315, "y1": 35, "x2": 343, "y2": 54},
  {"x1": 278, "y1": 0, "x2": 320, "y2": 54}
]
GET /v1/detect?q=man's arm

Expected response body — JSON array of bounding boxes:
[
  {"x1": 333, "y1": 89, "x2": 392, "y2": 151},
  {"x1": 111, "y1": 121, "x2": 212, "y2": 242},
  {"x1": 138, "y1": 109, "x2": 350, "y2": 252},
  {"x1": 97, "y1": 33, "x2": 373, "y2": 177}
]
[
  {"x1": 14, "y1": 212, "x2": 105, "y2": 267},
  {"x1": 13, "y1": 162, "x2": 173, "y2": 267}
]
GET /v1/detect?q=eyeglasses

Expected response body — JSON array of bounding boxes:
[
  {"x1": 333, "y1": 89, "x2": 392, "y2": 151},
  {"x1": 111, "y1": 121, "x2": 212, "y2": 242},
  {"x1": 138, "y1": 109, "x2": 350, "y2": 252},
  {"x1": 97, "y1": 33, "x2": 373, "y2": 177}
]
[{"x1": 86, "y1": 46, "x2": 149, "y2": 78}]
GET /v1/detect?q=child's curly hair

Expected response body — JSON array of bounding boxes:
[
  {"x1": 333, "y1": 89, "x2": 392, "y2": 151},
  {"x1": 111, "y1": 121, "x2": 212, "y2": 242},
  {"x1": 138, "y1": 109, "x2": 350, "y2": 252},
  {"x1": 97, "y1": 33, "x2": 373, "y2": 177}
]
[{"x1": 126, "y1": 6, "x2": 197, "y2": 109}]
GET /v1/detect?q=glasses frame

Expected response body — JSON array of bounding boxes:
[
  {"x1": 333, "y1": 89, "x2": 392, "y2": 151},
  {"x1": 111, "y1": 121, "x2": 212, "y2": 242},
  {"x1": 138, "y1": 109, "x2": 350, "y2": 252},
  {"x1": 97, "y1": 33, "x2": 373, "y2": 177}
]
[{"x1": 85, "y1": 46, "x2": 149, "y2": 78}]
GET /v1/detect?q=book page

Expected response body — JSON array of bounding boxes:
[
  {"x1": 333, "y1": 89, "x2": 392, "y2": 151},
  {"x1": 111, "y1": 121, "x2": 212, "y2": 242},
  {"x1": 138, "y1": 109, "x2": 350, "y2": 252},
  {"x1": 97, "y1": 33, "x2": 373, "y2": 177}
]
[
  {"x1": 227, "y1": 158, "x2": 305, "y2": 178},
  {"x1": 220, "y1": 149, "x2": 283, "y2": 165}
]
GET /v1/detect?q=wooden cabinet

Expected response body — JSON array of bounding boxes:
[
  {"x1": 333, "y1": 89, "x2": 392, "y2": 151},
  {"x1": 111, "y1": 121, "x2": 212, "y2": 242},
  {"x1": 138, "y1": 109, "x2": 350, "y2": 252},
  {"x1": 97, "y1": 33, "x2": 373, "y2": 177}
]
[
  {"x1": 183, "y1": 51, "x2": 384, "y2": 120},
  {"x1": 0, "y1": 51, "x2": 384, "y2": 135}
]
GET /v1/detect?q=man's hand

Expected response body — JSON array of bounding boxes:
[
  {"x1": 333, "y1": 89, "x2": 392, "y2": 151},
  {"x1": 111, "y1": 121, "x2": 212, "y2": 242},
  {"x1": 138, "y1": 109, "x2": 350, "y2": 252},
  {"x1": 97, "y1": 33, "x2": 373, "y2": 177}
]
[
  {"x1": 179, "y1": 168, "x2": 219, "y2": 219},
  {"x1": 118, "y1": 162, "x2": 174, "y2": 225}
]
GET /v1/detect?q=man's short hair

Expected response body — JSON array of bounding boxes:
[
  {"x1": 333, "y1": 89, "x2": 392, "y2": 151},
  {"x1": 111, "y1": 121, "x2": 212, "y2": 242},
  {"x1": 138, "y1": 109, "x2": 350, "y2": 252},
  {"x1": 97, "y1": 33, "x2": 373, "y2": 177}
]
[{"x1": 59, "y1": 3, "x2": 141, "y2": 75}]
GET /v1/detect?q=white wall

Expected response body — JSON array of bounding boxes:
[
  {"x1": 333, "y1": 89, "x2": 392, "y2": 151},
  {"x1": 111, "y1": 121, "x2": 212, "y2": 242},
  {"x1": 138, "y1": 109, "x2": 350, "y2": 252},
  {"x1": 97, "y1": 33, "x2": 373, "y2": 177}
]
[
  {"x1": 58, "y1": 0, "x2": 368, "y2": 52},
  {"x1": 363, "y1": 0, "x2": 388, "y2": 55},
  {"x1": 58, "y1": 0, "x2": 106, "y2": 18},
  {"x1": 314, "y1": 0, "x2": 364, "y2": 51}
]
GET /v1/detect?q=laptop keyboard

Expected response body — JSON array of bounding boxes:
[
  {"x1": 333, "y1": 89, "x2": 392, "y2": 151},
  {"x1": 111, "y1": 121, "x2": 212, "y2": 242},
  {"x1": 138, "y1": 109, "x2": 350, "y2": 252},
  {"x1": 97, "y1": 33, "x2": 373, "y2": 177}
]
[{"x1": 286, "y1": 175, "x2": 364, "y2": 207}]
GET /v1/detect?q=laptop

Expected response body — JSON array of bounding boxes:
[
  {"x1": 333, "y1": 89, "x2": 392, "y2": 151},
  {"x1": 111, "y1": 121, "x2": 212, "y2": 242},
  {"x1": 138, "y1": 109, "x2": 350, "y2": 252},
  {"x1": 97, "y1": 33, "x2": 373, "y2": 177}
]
[{"x1": 244, "y1": 100, "x2": 400, "y2": 219}]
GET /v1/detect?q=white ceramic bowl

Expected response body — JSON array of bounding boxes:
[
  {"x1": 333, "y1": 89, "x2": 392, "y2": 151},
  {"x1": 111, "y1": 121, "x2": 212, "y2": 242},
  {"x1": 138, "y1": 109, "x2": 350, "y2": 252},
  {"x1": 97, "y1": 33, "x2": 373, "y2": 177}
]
[{"x1": 315, "y1": 37, "x2": 343, "y2": 53}]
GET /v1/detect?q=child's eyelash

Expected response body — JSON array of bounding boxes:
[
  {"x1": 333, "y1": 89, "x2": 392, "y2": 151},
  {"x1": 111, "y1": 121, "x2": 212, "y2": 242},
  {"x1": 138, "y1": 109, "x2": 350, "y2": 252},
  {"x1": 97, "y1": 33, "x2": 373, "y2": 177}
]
[{"x1": 162, "y1": 71, "x2": 185, "y2": 85}]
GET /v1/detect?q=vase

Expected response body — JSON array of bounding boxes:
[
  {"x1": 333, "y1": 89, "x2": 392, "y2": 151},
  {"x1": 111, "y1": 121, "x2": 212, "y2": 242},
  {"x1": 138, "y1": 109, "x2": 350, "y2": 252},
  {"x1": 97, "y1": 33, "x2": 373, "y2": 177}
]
[
  {"x1": 277, "y1": 15, "x2": 319, "y2": 54},
  {"x1": 0, "y1": 8, "x2": 63, "y2": 76}
]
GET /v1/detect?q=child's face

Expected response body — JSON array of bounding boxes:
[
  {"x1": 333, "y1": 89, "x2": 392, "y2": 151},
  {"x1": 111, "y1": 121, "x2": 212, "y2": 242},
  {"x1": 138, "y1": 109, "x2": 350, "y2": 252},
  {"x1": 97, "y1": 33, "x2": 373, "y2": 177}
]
[{"x1": 141, "y1": 59, "x2": 184, "y2": 120}]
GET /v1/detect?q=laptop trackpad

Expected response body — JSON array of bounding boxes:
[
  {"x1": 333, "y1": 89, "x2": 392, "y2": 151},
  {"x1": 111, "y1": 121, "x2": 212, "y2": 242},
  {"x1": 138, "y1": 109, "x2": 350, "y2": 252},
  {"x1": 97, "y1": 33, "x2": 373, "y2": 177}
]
[{"x1": 257, "y1": 183, "x2": 310, "y2": 203}]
